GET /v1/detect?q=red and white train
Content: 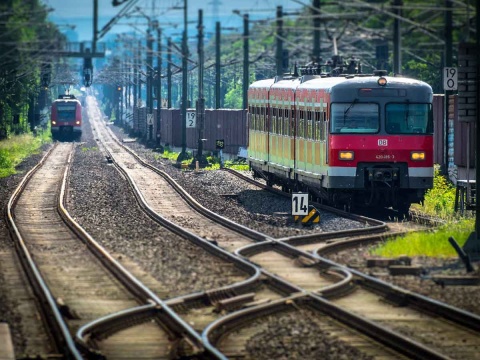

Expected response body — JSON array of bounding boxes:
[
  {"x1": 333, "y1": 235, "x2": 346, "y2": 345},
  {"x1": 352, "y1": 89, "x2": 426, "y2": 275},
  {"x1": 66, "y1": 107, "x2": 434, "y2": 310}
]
[
  {"x1": 51, "y1": 94, "x2": 82, "y2": 139},
  {"x1": 247, "y1": 70, "x2": 434, "y2": 214}
]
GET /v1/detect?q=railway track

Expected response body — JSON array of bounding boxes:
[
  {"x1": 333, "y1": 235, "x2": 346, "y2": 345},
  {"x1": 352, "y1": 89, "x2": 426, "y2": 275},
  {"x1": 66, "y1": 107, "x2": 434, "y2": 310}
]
[
  {"x1": 5, "y1": 141, "x2": 223, "y2": 359},
  {"x1": 82, "y1": 95, "x2": 480, "y2": 359}
]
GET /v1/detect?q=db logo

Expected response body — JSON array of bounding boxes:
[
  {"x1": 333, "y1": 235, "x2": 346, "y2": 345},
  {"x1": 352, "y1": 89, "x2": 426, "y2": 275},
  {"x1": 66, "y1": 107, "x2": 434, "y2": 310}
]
[{"x1": 378, "y1": 139, "x2": 388, "y2": 146}]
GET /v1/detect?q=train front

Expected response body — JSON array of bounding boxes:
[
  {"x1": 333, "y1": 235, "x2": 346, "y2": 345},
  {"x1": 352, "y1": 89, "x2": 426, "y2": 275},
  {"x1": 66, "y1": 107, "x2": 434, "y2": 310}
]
[
  {"x1": 51, "y1": 95, "x2": 82, "y2": 140},
  {"x1": 327, "y1": 75, "x2": 434, "y2": 214}
]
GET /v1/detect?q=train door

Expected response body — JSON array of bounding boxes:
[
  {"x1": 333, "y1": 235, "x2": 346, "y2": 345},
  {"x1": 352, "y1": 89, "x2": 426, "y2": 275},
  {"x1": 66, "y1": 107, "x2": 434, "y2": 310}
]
[
  {"x1": 315, "y1": 91, "x2": 328, "y2": 172},
  {"x1": 295, "y1": 89, "x2": 307, "y2": 173}
]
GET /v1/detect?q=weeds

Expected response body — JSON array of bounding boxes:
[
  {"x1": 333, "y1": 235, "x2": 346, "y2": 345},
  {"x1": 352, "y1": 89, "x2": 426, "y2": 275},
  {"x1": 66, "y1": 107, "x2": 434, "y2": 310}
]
[
  {"x1": 81, "y1": 146, "x2": 99, "y2": 152},
  {"x1": 375, "y1": 167, "x2": 474, "y2": 258},
  {"x1": 0, "y1": 131, "x2": 52, "y2": 178},
  {"x1": 418, "y1": 166, "x2": 457, "y2": 218},
  {"x1": 371, "y1": 219, "x2": 474, "y2": 257}
]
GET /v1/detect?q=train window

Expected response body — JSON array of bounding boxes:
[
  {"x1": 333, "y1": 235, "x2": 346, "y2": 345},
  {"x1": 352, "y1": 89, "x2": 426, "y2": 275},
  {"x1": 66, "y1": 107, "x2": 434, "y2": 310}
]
[
  {"x1": 284, "y1": 117, "x2": 290, "y2": 136},
  {"x1": 256, "y1": 108, "x2": 259, "y2": 130},
  {"x1": 56, "y1": 103, "x2": 77, "y2": 121},
  {"x1": 330, "y1": 103, "x2": 379, "y2": 134},
  {"x1": 278, "y1": 109, "x2": 283, "y2": 135},
  {"x1": 259, "y1": 107, "x2": 264, "y2": 131},
  {"x1": 314, "y1": 111, "x2": 321, "y2": 140},
  {"x1": 298, "y1": 110, "x2": 305, "y2": 138},
  {"x1": 272, "y1": 108, "x2": 277, "y2": 133},
  {"x1": 386, "y1": 103, "x2": 433, "y2": 134},
  {"x1": 321, "y1": 112, "x2": 327, "y2": 140},
  {"x1": 263, "y1": 106, "x2": 267, "y2": 131},
  {"x1": 307, "y1": 120, "x2": 313, "y2": 139}
]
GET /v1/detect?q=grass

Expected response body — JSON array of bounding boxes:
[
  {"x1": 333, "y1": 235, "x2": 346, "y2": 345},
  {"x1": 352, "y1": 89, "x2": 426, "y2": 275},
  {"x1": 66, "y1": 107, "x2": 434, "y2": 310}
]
[
  {"x1": 154, "y1": 148, "x2": 250, "y2": 171},
  {"x1": 371, "y1": 218, "x2": 474, "y2": 258},
  {"x1": 81, "y1": 146, "x2": 98, "y2": 152},
  {"x1": 373, "y1": 166, "x2": 475, "y2": 258},
  {"x1": 0, "y1": 130, "x2": 52, "y2": 178}
]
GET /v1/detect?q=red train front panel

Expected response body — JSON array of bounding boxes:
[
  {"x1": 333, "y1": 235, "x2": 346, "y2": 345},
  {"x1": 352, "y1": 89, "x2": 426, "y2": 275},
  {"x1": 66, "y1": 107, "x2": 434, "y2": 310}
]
[{"x1": 51, "y1": 96, "x2": 82, "y2": 138}]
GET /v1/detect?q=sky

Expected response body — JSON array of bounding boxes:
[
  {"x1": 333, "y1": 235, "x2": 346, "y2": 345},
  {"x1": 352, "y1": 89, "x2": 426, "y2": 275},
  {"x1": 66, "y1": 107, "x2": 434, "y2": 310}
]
[{"x1": 41, "y1": 0, "x2": 305, "y2": 42}]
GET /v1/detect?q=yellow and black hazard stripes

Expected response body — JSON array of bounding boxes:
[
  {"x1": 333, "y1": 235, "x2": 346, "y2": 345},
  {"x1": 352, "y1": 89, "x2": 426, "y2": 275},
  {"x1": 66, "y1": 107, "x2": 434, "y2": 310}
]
[{"x1": 294, "y1": 206, "x2": 320, "y2": 225}]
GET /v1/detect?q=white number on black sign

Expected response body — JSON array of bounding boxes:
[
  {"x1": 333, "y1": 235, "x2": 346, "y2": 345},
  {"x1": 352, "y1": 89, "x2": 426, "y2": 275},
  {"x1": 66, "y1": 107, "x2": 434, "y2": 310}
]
[
  {"x1": 186, "y1": 112, "x2": 196, "y2": 128},
  {"x1": 292, "y1": 193, "x2": 309, "y2": 215}
]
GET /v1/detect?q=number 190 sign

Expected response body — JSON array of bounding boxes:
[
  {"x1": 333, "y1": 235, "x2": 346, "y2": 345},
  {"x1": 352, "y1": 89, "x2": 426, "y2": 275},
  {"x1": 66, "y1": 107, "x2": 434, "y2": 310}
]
[
  {"x1": 292, "y1": 192, "x2": 308, "y2": 215},
  {"x1": 443, "y1": 67, "x2": 457, "y2": 91}
]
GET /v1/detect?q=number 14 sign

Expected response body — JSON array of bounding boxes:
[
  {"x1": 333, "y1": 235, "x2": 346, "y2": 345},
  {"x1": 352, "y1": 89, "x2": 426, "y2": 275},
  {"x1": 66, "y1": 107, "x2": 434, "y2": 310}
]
[{"x1": 292, "y1": 192, "x2": 309, "y2": 215}]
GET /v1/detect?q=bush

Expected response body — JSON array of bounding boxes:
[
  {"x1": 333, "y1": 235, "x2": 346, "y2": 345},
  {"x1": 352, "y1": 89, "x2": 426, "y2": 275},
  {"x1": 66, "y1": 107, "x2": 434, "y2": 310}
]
[
  {"x1": 418, "y1": 167, "x2": 457, "y2": 218},
  {"x1": 0, "y1": 132, "x2": 51, "y2": 178}
]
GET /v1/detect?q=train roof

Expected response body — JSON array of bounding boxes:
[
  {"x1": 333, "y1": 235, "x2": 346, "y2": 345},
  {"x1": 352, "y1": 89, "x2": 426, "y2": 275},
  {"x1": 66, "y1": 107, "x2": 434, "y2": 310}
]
[
  {"x1": 249, "y1": 78, "x2": 276, "y2": 89},
  {"x1": 303, "y1": 75, "x2": 431, "y2": 91},
  {"x1": 250, "y1": 75, "x2": 432, "y2": 93},
  {"x1": 52, "y1": 98, "x2": 81, "y2": 104}
]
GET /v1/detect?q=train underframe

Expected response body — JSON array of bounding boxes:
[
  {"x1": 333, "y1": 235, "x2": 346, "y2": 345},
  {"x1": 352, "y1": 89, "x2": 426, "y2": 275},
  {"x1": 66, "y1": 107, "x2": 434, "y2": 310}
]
[
  {"x1": 51, "y1": 126, "x2": 82, "y2": 141},
  {"x1": 251, "y1": 162, "x2": 431, "y2": 216}
]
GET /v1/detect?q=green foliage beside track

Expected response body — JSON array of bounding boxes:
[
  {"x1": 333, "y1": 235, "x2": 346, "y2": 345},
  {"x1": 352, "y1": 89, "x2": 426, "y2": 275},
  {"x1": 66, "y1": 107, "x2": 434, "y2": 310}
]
[
  {"x1": 374, "y1": 168, "x2": 474, "y2": 258},
  {"x1": 371, "y1": 219, "x2": 473, "y2": 258},
  {"x1": 0, "y1": 0, "x2": 65, "y2": 139},
  {"x1": 420, "y1": 167, "x2": 457, "y2": 218},
  {"x1": 0, "y1": 131, "x2": 51, "y2": 178}
]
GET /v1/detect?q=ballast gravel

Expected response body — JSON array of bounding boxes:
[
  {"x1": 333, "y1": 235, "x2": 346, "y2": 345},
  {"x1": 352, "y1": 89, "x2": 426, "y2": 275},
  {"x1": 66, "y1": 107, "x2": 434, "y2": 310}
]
[{"x1": 67, "y1": 121, "x2": 246, "y2": 297}]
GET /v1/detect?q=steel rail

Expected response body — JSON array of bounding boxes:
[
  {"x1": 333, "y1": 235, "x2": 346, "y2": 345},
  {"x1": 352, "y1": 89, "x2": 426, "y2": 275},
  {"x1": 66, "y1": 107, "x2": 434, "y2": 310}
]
[
  {"x1": 203, "y1": 291, "x2": 451, "y2": 360},
  {"x1": 76, "y1": 302, "x2": 158, "y2": 348},
  {"x1": 58, "y1": 139, "x2": 226, "y2": 359},
  {"x1": 5, "y1": 144, "x2": 83, "y2": 359}
]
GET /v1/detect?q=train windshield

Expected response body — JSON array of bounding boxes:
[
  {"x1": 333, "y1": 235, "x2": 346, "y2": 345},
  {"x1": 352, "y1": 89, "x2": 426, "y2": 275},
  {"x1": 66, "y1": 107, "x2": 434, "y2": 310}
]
[
  {"x1": 386, "y1": 103, "x2": 433, "y2": 134},
  {"x1": 56, "y1": 103, "x2": 77, "y2": 121},
  {"x1": 331, "y1": 103, "x2": 379, "y2": 134}
]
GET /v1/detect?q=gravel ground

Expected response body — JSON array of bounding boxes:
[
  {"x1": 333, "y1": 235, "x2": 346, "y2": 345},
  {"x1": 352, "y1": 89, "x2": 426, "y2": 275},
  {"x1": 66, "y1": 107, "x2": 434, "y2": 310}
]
[
  {"x1": 244, "y1": 309, "x2": 375, "y2": 360},
  {"x1": 66, "y1": 120, "x2": 246, "y2": 297}
]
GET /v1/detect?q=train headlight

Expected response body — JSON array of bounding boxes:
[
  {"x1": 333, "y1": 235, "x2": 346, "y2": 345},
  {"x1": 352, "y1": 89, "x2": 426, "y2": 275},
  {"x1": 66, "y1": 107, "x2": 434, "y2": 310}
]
[
  {"x1": 52, "y1": 121, "x2": 56, "y2": 125},
  {"x1": 339, "y1": 151, "x2": 354, "y2": 160},
  {"x1": 411, "y1": 151, "x2": 425, "y2": 161},
  {"x1": 76, "y1": 121, "x2": 80, "y2": 125},
  {"x1": 378, "y1": 77, "x2": 387, "y2": 86}
]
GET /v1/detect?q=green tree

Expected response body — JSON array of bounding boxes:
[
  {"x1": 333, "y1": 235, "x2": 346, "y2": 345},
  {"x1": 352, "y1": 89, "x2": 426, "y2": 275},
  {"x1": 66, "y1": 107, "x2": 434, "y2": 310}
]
[{"x1": 0, "y1": 0, "x2": 65, "y2": 139}]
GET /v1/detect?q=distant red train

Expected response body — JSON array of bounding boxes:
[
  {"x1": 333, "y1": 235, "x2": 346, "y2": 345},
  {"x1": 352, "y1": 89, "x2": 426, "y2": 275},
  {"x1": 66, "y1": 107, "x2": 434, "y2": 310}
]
[
  {"x1": 50, "y1": 94, "x2": 82, "y2": 139},
  {"x1": 248, "y1": 70, "x2": 434, "y2": 215}
]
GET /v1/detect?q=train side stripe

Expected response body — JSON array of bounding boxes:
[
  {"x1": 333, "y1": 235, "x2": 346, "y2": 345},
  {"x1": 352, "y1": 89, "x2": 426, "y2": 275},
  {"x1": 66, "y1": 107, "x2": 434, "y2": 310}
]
[
  {"x1": 409, "y1": 167, "x2": 434, "y2": 177},
  {"x1": 328, "y1": 167, "x2": 357, "y2": 176},
  {"x1": 328, "y1": 167, "x2": 433, "y2": 177}
]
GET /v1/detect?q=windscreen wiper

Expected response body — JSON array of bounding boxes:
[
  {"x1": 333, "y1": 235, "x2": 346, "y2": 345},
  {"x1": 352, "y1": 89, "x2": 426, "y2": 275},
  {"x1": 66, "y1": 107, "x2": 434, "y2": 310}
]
[
  {"x1": 344, "y1": 99, "x2": 358, "y2": 123},
  {"x1": 405, "y1": 100, "x2": 410, "y2": 124}
]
